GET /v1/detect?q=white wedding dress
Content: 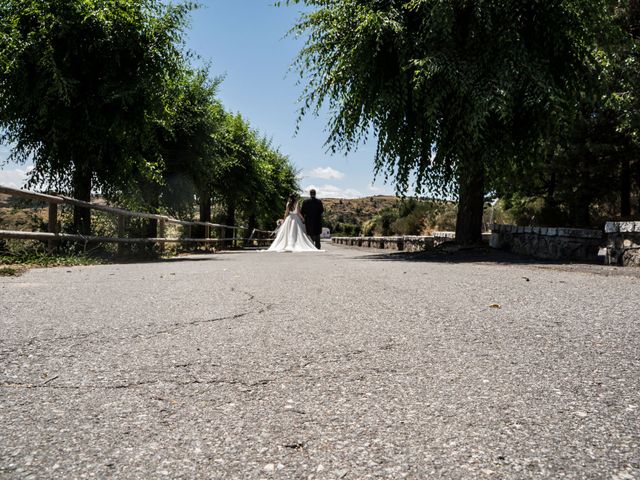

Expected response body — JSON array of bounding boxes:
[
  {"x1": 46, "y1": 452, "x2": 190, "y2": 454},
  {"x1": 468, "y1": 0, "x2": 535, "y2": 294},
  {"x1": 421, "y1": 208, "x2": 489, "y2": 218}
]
[{"x1": 266, "y1": 203, "x2": 321, "y2": 252}]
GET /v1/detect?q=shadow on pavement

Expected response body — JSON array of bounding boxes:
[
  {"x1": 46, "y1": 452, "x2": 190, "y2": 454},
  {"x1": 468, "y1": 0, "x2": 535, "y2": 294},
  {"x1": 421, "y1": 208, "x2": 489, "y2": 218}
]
[
  {"x1": 104, "y1": 253, "x2": 223, "y2": 265},
  {"x1": 354, "y1": 246, "x2": 574, "y2": 265},
  {"x1": 350, "y1": 245, "x2": 640, "y2": 278}
]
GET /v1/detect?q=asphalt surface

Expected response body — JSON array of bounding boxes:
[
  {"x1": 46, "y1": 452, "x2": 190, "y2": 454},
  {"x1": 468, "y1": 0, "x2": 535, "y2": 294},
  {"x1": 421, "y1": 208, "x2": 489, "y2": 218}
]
[{"x1": 1, "y1": 242, "x2": 639, "y2": 479}]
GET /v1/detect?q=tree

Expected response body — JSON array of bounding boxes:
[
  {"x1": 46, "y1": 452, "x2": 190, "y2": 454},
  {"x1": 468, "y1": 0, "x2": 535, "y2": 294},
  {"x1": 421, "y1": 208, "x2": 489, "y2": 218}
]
[
  {"x1": 494, "y1": 2, "x2": 640, "y2": 226},
  {"x1": 612, "y1": 0, "x2": 640, "y2": 215},
  {"x1": 0, "y1": 0, "x2": 189, "y2": 234},
  {"x1": 285, "y1": 0, "x2": 616, "y2": 243},
  {"x1": 209, "y1": 114, "x2": 299, "y2": 244},
  {"x1": 116, "y1": 66, "x2": 225, "y2": 241},
  {"x1": 244, "y1": 137, "x2": 299, "y2": 236},
  {"x1": 495, "y1": 98, "x2": 634, "y2": 227},
  {"x1": 210, "y1": 113, "x2": 261, "y2": 245},
  {"x1": 155, "y1": 67, "x2": 224, "y2": 222}
]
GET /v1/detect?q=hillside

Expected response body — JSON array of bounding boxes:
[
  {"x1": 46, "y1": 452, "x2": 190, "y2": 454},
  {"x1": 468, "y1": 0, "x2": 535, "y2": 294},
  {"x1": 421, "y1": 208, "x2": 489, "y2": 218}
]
[
  {"x1": 319, "y1": 195, "x2": 465, "y2": 236},
  {"x1": 321, "y1": 195, "x2": 399, "y2": 232}
]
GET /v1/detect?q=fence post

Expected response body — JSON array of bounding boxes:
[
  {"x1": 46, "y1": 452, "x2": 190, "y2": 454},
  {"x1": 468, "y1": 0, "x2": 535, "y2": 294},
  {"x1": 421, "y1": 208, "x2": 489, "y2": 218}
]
[
  {"x1": 158, "y1": 219, "x2": 166, "y2": 253},
  {"x1": 233, "y1": 227, "x2": 237, "y2": 248},
  {"x1": 185, "y1": 224, "x2": 192, "y2": 252},
  {"x1": 204, "y1": 225, "x2": 210, "y2": 252},
  {"x1": 117, "y1": 214, "x2": 126, "y2": 256},
  {"x1": 47, "y1": 202, "x2": 58, "y2": 253}
]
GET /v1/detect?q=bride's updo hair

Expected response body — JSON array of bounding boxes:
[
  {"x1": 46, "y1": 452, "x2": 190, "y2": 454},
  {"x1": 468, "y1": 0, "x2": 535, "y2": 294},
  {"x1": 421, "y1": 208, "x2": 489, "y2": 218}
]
[{"x1": 286, "y1": 193, "x2": 298, "y2": 210}]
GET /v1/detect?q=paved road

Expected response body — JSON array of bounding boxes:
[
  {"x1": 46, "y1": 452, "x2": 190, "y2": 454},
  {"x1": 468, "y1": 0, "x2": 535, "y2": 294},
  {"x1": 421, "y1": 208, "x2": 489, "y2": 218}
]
[{"x1": 1, "y1": 243, "x2": 639, "y2": 479}]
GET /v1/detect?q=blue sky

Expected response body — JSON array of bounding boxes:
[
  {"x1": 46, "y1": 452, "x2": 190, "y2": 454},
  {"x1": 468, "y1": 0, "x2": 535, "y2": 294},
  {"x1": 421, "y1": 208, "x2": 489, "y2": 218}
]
[{"x1": 0, "y1": 0, "x2": 395, "y2": 198}]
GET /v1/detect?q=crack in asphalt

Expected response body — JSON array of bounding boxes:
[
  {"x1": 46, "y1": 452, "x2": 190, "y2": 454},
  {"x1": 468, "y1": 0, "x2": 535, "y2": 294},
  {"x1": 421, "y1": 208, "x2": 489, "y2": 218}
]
[
  {"x1": 238, "y1": 288, "x2": 274, "y2": 313},
  {"x1": 0, "y1": 346, "x2": 376, "y2": 392},
  {"x1": 0, "y1": 376, "x2": 276, "y2": 391},
  {"x1": 2, "y1": 287, "x2": 275, "y2": 357}
]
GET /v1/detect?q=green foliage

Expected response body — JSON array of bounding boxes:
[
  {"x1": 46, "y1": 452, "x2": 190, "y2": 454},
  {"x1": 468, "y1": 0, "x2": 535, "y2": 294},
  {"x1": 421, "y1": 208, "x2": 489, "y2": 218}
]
[
  {"x1": 0, "y1": 0, "x2": 191, "y2": 195},
  {"x1": 284, "y1": 0, "x2": 619, "y2": 241},
  {"x1": 0, "y1": 266, "x2": 21, "y2": 276},
  {"x1": 114, "y1": 65, "x2": 226, "y2": 219},
  {"x1": 157, "y1": 67, "x2": 225, "y2": 217},
  {"x1": 358, "y1": 198, "x2": 458, "y2": 236},
  {"x1": 210, "y1": 113, "x2": 299, "y2": 231},
  {"x1": 288, "y1": 0, "x2": 613, "y2": 190},
  {"x1": 251, "y1": 138, "x2": 300, "y2": 229},
  {"x1": 0, "y1": 1, "x2": 300, "y2": 241},
  {"x1": 494, "y1": 2, "x2": 640, "y2": 227},
  {"x1": 0, "y1": 241, "x2": 108, "y2": 268}
]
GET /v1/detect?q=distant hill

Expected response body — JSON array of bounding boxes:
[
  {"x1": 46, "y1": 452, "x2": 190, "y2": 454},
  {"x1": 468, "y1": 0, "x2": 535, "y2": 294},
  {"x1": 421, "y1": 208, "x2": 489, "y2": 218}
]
[{"x1": 321, "y1": 195, "x2": 400, "y2": 233}]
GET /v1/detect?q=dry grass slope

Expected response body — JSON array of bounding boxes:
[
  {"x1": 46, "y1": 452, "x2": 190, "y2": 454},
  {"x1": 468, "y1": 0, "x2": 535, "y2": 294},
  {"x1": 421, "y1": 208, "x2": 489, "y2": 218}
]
[{"x1": 321, "y1": 195, "x2": 399, "y2": 231}]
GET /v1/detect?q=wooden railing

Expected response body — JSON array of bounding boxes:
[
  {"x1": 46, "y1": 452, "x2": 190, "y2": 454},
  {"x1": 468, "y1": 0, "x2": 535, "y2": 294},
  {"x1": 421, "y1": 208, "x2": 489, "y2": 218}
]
[{"x1": 0, "y1": 184, "x2": 255, "y2": 252}]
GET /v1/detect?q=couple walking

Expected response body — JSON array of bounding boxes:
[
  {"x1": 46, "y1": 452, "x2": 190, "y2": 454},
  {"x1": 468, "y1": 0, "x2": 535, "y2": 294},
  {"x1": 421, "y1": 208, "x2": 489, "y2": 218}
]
[{"x1": 267, "y1": 189, "x2": 324, "y2": 252}]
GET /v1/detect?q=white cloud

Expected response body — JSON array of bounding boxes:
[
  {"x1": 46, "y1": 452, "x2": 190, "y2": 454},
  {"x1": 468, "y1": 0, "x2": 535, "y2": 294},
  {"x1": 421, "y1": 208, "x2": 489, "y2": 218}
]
[
  {"x1": 367, "y1": 183, "x2": 394, "y2": 195},
  {"x1": 307, "y1": 166, "x2": 345, "y2": 180},
  {"x1": 0, "y1": 166, "x2": 32, "y2": 189},
  {"x1": 303, "y1": 183, "x2": 362, "y2": 199}
]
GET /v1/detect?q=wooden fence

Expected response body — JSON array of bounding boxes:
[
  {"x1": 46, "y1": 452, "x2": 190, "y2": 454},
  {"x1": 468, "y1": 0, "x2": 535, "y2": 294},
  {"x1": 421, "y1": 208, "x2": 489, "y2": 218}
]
[{"x1": 0, "y1": 184, "x2": 271, "y2": 252}]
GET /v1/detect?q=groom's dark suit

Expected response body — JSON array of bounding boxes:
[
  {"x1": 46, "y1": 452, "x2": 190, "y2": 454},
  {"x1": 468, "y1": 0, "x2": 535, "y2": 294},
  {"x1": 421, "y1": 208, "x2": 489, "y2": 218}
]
[{"x1": 300, "y1": 196, "x2": 324, "y2": 249}]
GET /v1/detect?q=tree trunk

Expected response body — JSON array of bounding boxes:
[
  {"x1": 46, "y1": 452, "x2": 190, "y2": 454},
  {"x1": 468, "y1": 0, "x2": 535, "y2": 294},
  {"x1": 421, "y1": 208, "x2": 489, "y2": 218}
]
[
  {"x1": 245, "y1": 214, "x2": 257, "y2": 247},
  {"x1": 141, "y1": 181, "x2": 160, "y2": 251},
  {"x1": 199, "y1": 189, "x2": 211, "y2": 239},
  {"x1": 621, "y1": 157, "x2": 631, "y2": 217},
  {"x1": 637, "y1": 159, "x2": 640, "y2": 214},
  {"x1": 72, "y1": 163, "x2": 92, "y2": 235},
  {"x1": 224, "y1": 202, "x2": 235, "y2": 248},
  {"x1": 145, "y1": 218, "x2": 158, "y2": 239},
  {"x1": 569, "y1": 194, "x2": 591, "y2": 227},
  {"x1": 455, "y1": 160, "x2": 484, "y2": 245}
]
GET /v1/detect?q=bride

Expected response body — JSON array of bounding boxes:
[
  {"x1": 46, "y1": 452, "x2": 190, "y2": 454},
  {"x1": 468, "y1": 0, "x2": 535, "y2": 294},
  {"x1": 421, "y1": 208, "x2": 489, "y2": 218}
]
[{"x1": 267, "y1": 193, "x2": 321, "y2": 252}]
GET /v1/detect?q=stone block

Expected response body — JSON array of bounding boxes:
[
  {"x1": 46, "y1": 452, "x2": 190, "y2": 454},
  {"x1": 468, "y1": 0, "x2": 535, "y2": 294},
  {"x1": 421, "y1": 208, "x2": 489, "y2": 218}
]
[
  {"x1": 619, "y1": 222, "x2": 638, "y2": 233},
  {"x1": 604, "y1": 222, "x2": 619, "y2": 233},
  {"x1": 623, "y1": 249, "x2": 640, "y2": 267},
  {"x1": 577, "y1": 229, "x2": 602, "y2": 239},
  {"x1": 546, "y1": 228, "x2": 557, "y2": 236}
]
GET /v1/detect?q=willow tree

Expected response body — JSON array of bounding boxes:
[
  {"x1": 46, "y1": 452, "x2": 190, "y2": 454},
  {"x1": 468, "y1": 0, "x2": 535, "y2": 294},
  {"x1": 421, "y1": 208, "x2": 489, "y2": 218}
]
[
  {"x1": 0, "y1": 0, "x2": 189, "y2": 234},
  {"x1": 243, "y1": 137, "x2": 299, "y2": 235},
  {"x1": 155, "y1": 67, "x2": 225, "y2": 222},
  {"x1": 285, "y1": 0, "x2": 615, "y2": 243},
  {"x1": 211, "y1": 113, "x2": 261, "y2": 244}
]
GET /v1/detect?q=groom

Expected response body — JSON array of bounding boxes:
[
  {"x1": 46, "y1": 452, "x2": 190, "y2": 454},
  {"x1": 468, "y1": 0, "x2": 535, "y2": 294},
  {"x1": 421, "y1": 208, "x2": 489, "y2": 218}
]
[{"x1": 301, "y1": 189, "x2": 324, "y2": 249}]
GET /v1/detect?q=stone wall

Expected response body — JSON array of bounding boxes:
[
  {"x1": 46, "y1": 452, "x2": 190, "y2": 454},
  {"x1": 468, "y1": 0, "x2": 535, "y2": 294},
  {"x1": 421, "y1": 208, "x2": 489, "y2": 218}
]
[
  {"x1": 332, "y1": 232, "x2": 489, "y2": 252},
  {"x1": 332, "y1": 236, "x2": 436, "y2": 252},
  {"x1": 489, "y1": 224, "x2": 603, "y2": 261},
  {"x1": 604, "y1": 221, "x2": 640, "y2": 267},
  {"x1": 332, "y1": 223, "x2": 640, "y2": 266}
]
